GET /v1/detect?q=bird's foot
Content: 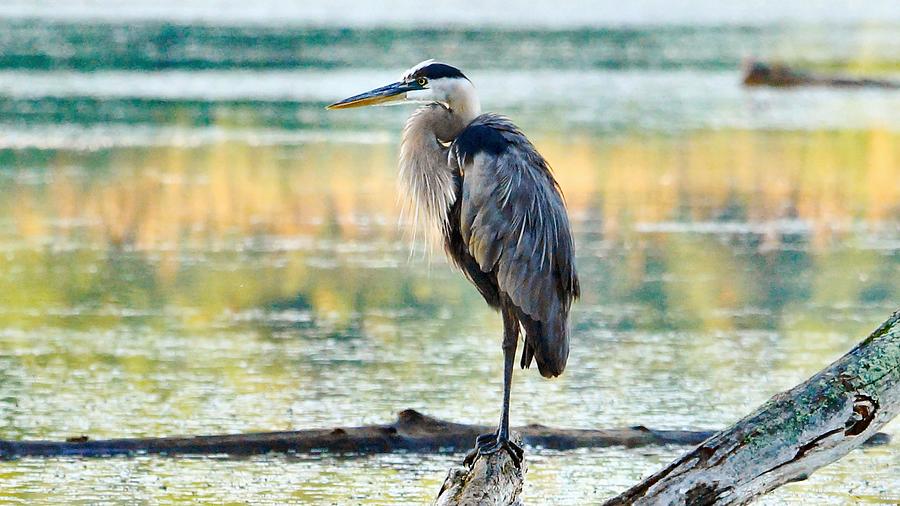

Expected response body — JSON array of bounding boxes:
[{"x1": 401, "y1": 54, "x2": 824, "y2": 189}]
[
  {"x1": 463, "y1": 432, "x2": 497, "y2": 467},
  {"x1": 463, "y1": 433, "x2": 523, "y2": 469},
  {"x1": 462, "y1": 432, "x2": 494, "y2": 467}
]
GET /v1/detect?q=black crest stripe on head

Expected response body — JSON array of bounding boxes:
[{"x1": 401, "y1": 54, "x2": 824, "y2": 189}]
[{"x1": 415, "y1": 63, "x2": 467, "y2": 81}]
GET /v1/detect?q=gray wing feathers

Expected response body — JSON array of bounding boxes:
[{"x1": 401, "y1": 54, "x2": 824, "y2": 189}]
[{"x1": 454, "y1": 115, "x2": 579, "y2": 325}]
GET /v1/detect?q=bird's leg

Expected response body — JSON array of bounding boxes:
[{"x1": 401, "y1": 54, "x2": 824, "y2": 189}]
[{"x1": 464, "y1": 308, "x2": 523, "y2": 468}]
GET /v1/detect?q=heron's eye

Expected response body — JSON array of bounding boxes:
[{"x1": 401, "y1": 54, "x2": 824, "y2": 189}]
[{"x1": 416, "y1": 77, "x2": 428, "y2": 87}]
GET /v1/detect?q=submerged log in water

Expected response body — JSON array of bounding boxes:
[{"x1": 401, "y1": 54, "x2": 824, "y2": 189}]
[
  {"x1": 742, "y1": 60, "x2": 900, "y2": 89},
  {"x1": 0, "y1": 410, "x2": 774, "y2": 458}
]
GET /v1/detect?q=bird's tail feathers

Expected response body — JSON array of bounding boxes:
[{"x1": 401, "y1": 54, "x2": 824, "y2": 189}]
[{"x1": 518, "y1": 310, "x2": 569, "y2": 378}]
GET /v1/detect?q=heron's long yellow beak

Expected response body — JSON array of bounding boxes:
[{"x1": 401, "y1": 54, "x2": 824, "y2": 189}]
[{"x1": 326, "y1": 81, "x2": 415, "y2": 110}]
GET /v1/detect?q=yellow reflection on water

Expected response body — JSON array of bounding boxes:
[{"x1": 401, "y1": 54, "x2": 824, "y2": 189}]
[
  {"x1": 3, "y1": 129, "x2": 897, "y2": 249},
  {"x1": 0, "y1": 127, "x2": 897, "y2": 334}
]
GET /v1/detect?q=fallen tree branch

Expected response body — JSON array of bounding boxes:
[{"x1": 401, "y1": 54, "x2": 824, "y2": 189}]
[
  {"x1": 604, "y1": 308, "x2": 900, "y2": 505},
  {"x1": 1, "y1": 410, "x2": 769, "y2": 459},
  {"x1": 742, "y1": 60, "x2": 900, "y2": 89}
]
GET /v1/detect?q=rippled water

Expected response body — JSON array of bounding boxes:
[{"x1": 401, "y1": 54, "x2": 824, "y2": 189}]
[{"x1": 0, "y1": 2, "x2": 899, "y2": 504}]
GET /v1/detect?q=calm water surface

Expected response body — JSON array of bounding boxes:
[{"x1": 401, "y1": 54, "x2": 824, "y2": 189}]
[{"x1": 0, "y1": 2, "x2": 899, "y2": 504}]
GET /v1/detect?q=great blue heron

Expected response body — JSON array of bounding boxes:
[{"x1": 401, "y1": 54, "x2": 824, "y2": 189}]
[{"x1": 327, "y1": 60, "x2": 579, "y2": 466}]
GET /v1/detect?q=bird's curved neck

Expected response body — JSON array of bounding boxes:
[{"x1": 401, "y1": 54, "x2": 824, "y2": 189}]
[
  {"x1": 398, "y1": 104, "x2": 461, "y2": 240},
  {"x1": 444, "y1": 80, "x2": 481, "y2": 133},
  {"x1": 398, "y1": 78, "x2": 482, "y2": 237}
]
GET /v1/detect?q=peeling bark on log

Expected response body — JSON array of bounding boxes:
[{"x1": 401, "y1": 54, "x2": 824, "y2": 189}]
[
  {"x1": 0, "y1": 410, "x2": 768, "y2": 459},
  {"x1": 604, "y1": 308, "x2": 900, "y2": 506},
  {"x1": 434, "y1": 434, "x2": 525, "y2": 506},
  {"x1": 742, "y1": 61, "x2": 900, "y2": 89}
]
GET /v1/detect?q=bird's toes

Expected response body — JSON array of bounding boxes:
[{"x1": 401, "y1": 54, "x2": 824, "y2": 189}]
[
  {"x1": 464, "y1": 435, "x2": 524, "y2": 468},
  {"x1": 462, "y1": 447, "x2": 479, "y2": 468},
  {"x1": 474, "y1": 432, "x2": 497, "y2": 447},
  {"x1": 502, "y1": 440, "x2": 524, "y2": 468}
]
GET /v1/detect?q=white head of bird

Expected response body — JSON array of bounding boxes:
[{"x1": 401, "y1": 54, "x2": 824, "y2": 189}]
[
  {"x1": 326, "y1": 59, "x2": 481, "y2": 125},
  {"x1": 327, "y1": 60, "x2": 485, "y2": 237}
]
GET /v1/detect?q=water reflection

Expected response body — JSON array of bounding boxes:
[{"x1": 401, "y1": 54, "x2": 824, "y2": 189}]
[
  {"x1": 1, "y1": 136, "x2": 898, "y2": 502},
  {"x1": 1, "y1": 129, "x2": 896, "y2": 331}
]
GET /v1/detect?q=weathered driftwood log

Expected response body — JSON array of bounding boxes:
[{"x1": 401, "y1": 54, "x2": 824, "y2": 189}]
[
  {"x1": 604, "y1": 308, "x2": 900, "y2": 505},
  {"x1": 0, "y1": 410, "x2": 762, "y2": 459},
  {"x1": 434, "y1": 434, "x2": 525, "y2": 506},
  {"x1": 742, "y1": 61, "x2": 900, "y2": 89}
]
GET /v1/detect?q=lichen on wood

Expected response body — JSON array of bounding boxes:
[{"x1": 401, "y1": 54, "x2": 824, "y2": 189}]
[{"x1": 604, "y1": 308, "x2": 900, "y2": 505}]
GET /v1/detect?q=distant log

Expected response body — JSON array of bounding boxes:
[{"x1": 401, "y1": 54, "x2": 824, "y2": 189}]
[
  {"x1": 604, "y1": 308, "x2": 900, "y2": 505},
  {"x1": 434, "y1": 434, "x2": 525, "y2": 506},
  {"x1": 0, "y1": 410, "x2": 778, "y2": 459},
  {"x1": 742, "y1": 61, "x2": 900, "y2": 89}
]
